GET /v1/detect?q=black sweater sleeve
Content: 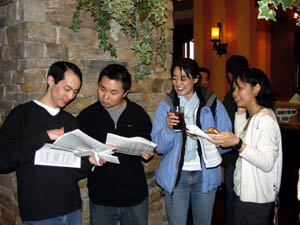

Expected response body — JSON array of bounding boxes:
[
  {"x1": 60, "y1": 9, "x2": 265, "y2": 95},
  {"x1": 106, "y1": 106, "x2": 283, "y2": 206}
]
[{"x1": 0, "y1": 106, "x2": 50, "y2": 171}]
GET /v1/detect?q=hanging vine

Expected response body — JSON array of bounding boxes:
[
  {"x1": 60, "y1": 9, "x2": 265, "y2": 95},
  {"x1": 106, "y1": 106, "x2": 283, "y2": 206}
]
[
  {"x1": 70, "y1": 0, "x2": 167, "y2": 80},
  {"x1": 258, "y1": 0, "x2": 300, "y2": 26}
]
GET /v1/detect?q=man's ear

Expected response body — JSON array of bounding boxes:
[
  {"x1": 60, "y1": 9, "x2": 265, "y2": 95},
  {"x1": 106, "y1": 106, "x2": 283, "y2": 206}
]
[
  {"x1": 122, "y1": 90, "x2": 129, "y2": 98},
  {"x1": 47, "y1": 75, "x2": 55, "y2": 87}
]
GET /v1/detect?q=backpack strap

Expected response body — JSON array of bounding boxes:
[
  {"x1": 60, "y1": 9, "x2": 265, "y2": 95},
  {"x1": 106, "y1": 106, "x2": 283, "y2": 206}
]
[{"x1": 206, "y1": 94, "x2": 217, "y2": 119}]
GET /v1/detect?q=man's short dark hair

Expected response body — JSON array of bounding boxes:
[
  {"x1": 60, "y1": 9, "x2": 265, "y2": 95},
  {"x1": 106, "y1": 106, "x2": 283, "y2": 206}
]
[
  {"x1": 199, "y1": 67, "x2": 210, "y2": 80},
  {"x1": 98, "y1": 64, "x2": 131, "y2": 92},
  {"x1": 226, "y1": 55, "x2": 249, "y2": 77},
  {"x1": 48, "y1": 61, "x2": 82, "y2": 84}
]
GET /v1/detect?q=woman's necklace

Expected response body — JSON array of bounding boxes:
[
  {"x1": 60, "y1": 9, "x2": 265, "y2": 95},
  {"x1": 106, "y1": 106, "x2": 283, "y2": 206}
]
[{"x1": 243, "y1": 107, "x2": 264, "y2": 131}]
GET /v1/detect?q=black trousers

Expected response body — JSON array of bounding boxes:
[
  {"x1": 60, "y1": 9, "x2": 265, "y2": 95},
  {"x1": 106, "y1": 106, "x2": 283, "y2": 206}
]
[{"x1": 233, "y1": 193, "x2": 273, "y2": 225}]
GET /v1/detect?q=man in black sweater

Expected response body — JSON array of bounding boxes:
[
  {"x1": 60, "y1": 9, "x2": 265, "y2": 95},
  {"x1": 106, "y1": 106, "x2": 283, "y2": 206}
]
[
  {"x1": 77, "y1": 64, "x2": 153, "y2": 225},
  {"x1": 0, "y1": 61, "x2": 100, "y2": 225}
]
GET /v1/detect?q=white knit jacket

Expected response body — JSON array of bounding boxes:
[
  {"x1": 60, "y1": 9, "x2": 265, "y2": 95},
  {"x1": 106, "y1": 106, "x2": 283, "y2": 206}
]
[{"x1": 234, "y1": 108, "x2": 283, "y2": 203}]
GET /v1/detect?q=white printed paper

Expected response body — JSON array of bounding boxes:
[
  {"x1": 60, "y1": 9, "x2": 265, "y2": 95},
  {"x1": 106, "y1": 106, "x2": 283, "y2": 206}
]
[{"x1": 34, "y1": 144, "x2": 81, "y2": 168}]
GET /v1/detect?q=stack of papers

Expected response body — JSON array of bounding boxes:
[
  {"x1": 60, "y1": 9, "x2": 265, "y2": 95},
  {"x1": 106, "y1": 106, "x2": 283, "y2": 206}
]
[{"x1": 35, "y1": 129, "x2": 157, "y2": 168}]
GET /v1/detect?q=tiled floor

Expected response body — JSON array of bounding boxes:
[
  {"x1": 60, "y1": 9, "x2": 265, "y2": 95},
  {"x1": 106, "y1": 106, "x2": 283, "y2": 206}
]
[{"x1": 187, "y1": 187, "x2": 300, "y2": 225}]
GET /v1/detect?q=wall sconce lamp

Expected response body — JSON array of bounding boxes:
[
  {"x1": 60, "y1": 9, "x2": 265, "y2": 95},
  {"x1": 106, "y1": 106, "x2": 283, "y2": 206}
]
[{"x1": 210, "y1": 22, "x2": 228, "y2": 57}]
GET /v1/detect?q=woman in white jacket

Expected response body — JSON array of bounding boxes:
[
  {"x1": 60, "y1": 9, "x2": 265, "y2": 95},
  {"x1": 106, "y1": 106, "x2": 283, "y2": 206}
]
[{"x1": 210, "y1": 68, "x2": 282, "y2": 225}]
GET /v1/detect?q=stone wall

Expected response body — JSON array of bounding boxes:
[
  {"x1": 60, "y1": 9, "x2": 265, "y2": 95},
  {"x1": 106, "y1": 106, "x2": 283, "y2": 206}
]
[{"x1": 0, "y1": 0, "x2": 174, "y2": 224}]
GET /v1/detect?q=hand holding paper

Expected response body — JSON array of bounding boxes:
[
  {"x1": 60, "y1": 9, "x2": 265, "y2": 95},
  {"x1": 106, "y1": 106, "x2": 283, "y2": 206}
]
[{"x1": 186, "y1": 124, "x2": 222, "y2": 168}]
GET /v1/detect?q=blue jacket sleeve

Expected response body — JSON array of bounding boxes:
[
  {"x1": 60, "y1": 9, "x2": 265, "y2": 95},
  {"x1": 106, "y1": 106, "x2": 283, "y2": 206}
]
[
  {"x1": 151, "y1": 101, "x2": 180, "y2": 155},
  {"x1": 215, "y1": 100, "x2": 232, "y2": 154}
]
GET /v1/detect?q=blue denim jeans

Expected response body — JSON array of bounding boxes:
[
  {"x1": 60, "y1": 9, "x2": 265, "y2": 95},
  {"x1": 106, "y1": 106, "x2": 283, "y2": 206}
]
[
  {"x1": 89, "y1": 197, "x2": 148, "y2": 225},
  {"x1": 224, "y1": 165, "x2": 235, "y2": 225},
  {"x1": 23, "y1": 209, "x2": 81, "y2": 225},
  {"x1": 165, "y1": 170, "x2": 217, "y2": 225}
]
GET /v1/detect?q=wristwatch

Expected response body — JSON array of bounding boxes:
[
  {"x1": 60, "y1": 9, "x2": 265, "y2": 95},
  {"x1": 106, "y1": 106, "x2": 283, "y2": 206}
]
[{"x1": 233, "y1": 138, "x2": 243, "y2": 150}]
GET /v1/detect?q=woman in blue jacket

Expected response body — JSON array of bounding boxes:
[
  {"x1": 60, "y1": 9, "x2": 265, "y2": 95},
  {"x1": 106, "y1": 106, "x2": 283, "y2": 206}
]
[{"x1": 151, "y1": 58, "x2": 232, "y2": 225}]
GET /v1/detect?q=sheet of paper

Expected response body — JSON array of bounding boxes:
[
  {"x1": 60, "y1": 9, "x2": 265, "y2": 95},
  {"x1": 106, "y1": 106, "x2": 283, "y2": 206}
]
[
  {"x1": 52, "y1": 129, "x2": 115, "y2": 155},
  {"x1": 34, "y1": 144, "x2": 81, "y2": 168},
  {"x1": 106, "y1": 133, "x2": 157, "y2": 156},
  {"x1": 99, "y1": 153, "x2": 120, "y2": 164},
  {"x1": 186, "y1": 124, "x2": 212, "y2": 140}
]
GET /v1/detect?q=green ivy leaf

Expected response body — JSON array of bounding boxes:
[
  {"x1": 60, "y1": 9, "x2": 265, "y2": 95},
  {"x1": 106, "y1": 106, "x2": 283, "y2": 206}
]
[{"x1": 70, "y1": 0, "x2": 167, "y2": 80}]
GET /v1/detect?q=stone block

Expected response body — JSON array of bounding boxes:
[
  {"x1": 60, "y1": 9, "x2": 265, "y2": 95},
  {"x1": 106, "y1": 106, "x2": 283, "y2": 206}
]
[
  {"x1": 68, "y1": 45, "x2": 102, "y2": 60},
  {"x1": 0, "y1": 16, "x2": 7, "y2": 29},
  {"x1": 79, "y1": 179, "x2": 87, "y2": 189},
  {"x1": 151, "y1": 79, "x2": 164, "y2": 93},
  {"x1": 8, "y1": 22, "x2": 56, "y2": 45},
  {"x1": 24, "y1": 0, "x2": 47, "y2": 23},
  {"x1": 85, "y1": 60, "x2": 127, "y2": 72},
  {"x1": 0, "y1": 186, "x2": 15, "y2": 208},
  {"x1": 0, "y1": 27, "x2": 8, "y2": 46},
  {"x1": 144, "y1": 154, "x2": 161, "y2": 172},
  {"x1": 0, "y1": 4, "x2": 7, "y2": 17},
  {"x1": 47, "y1": 10, "x2": 75, "y2": 27},
  {"x1": 16, "y1": 22, "x2": 57, "y2": 43},
  {"x1": 69, "y1": 59, "x2": 85, "y2": 70},
  {"x1": 80, "y1": 81, "x2": 98, "y2": 97},
  {"x1": 59, "y1": 27, "x2": 97, "y2": 47},
  {"x1": 165, "y1": 0, "x2": 174, "y2": 12},
  {"x1": 3, "y1": 92, "x2": 18, "y2": 101},
  {"x1": 20, "y1": 83, "x2": 45, "y2": 92},
  {"x1": 81, "y1": 69, "x2": 99, "y2": 81},
  {"x1": 165, "y1": 9, "x2": 174, "y2": 29},
  {"x1": 0, "y1": 174, "x2": 15, "y2": 189},
  {"x1": 14, "y1": 69, "x2": 47, "y2": 84},
  {"x1": 45, "y1": 43, "x2": 69, "y2": 59},
  {"x1": 0, "y1": 60, "x2": 17, "y2": 71},
  {"x1": 1, "y1": 46, "x2": 12, "y2": 60},
  {"x1": 18, "y1": 59, "x2": 55, "y2": 69},
  {"x1": 5, "y1": 84, "x2": 19, "y2": 92},
  {"x1": 16, "y1": 92, "x2": 43, "y2": 103},
  {"x1": 149, "y1": 189, "x2": 162, "y2": 204},
  {"x1": 0, "y1": 71, "x2": 13, "y2": 83},
  {"x1": 0, "y1": 100, "x2": 15, "y2": 119},
  {"x1": 1, "y1": 207, "x2": 16, "y2": 225},
  {"x1": 165, "y1": 29, "x2": 173, "y2": 44},
  {"x1": 149, "y1": 199, "x2": 163, "y2": 211},
  {"x1": 64, "y1": 96, "x2": 96, "y2": 115},
  {"x1": 108, "y1": 33, "x2": 133, "y2": 49},
  {"x1": 131, "y1": 79, "x2": 153, "y2": 94},
  {"x1": 76, "y1": 11, "x2": 97, "y2": 30},
  {"x1": 0, "y1": 86, "x2": 4, "y2": 99},
  {"x1": 161, "y1": 78, "x2": 173, "y2": 93},
  {"x1": 7, "y1": 0, "x2": 21, "y2": 26},
  {"x1": 115, "y1": 48, "x2": 136, "y2": 61},
  {"x1": 148, "y1": 210, "x2": 167, "y2": 225},
  {"x1": 6, "y1": 25, "x2": 19, "y2": 46},
  {"x1": 24, "y1": 42, "x2": 46, "y2": 58},
  {"x1": 46, "y1": 1, "x2": 77, "y2": 11}
]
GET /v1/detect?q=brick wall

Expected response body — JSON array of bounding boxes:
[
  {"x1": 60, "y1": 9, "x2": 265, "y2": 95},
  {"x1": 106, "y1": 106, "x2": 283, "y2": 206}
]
[{"x1": 0, "y1": 0, "x2": 174, "y2": 224}]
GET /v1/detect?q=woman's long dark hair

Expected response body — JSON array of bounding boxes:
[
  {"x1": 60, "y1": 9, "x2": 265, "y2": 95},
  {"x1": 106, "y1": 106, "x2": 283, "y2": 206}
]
[
  {"x1": 170, "y1": 58, "x2": 205, "y2": 104},
  {"x1": 233, "y1": 68, "x2": 275, "y2": 109}
]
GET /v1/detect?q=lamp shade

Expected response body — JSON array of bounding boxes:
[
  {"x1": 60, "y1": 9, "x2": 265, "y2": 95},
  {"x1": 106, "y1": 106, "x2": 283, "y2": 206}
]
[{"x1": 211, "y1": 26, "x2": 220, "y2": 40}]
